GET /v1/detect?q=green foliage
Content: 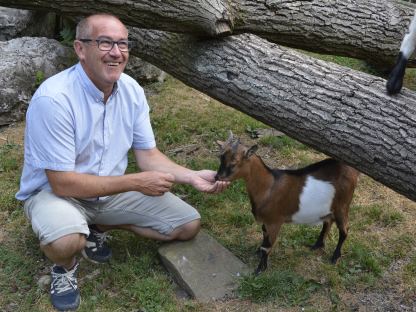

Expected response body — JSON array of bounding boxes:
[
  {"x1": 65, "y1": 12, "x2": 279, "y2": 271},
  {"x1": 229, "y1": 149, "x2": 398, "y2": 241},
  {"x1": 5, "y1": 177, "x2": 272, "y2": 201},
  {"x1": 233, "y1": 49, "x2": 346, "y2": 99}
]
[
  {"x1": 304, "y1": 52, "x2": 383, "y2": 76},
  {"x1": 359, "y1": 204, "x2": 405, "y2": 228},
  {"x1": 239, "y1": 270, "x2": 322, "y2": 305},
  {"x1": 258, "y1": 135, "x2": 306, "y2": 150},
  {"x1": 0, "y1": 143, "x2": 20, "y2": 172},
  {"x1": 384, "y1": 234, "x2": 415, "y2": 260},
  {"x1": 257, "y1": 135, "x2": 309, "y2": 158},
  {"x1": 337, "y1": 242, "x2": 383, "y2": 286},
  {"x1": 404, "y1": 255, "x2": 416, "y2": 276},
  {"x1": 60, "y1": 25, "x2": 75, "y2": 46},
  {"x1": 34, "y1": 71, "x2": 45, "y2": 88},
  {"x1": 278, "y1": 224, "x2": 321, "y2": 249},
  {"x1": 0, "y1": 143, "x2": 22, "y2": 212}
]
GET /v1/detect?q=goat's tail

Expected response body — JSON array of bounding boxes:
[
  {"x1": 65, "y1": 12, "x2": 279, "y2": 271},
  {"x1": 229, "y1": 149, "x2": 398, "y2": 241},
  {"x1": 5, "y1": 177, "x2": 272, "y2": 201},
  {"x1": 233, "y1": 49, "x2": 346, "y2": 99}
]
[
  {"x1": 386, "y1": 52, "x2": 408, "y2": 95},
  {"x1": 386, "y1": 11, "x2": 416, "y2": 95}
]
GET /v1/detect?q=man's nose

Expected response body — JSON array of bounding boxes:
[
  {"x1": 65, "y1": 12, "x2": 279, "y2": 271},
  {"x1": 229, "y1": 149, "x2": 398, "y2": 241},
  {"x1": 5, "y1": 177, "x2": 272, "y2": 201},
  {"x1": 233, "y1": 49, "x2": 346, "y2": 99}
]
[{"x1": 109, "y1": 43, "x2": 123, "y2": 56}]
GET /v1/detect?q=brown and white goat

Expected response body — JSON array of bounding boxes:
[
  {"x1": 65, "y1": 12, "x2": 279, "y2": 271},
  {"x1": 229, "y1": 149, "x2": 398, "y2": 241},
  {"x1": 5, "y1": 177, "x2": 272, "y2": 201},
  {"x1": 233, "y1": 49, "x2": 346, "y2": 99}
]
[{"x1": 215, "y1": 133, "x2": 359, "y2": 274}]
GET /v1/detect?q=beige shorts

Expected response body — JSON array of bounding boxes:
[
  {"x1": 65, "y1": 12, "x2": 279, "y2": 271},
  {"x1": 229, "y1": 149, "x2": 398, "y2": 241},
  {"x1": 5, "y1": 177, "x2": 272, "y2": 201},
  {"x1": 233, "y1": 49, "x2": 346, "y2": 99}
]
[{"x1": 24, "y1": 189, "x2": 200, "y2": 245}]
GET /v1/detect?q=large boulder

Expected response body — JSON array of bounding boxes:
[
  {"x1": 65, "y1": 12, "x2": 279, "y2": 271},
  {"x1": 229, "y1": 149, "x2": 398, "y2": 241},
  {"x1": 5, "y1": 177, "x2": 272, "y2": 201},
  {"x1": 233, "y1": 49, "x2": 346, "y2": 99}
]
[
  {"x1": 0, "y1": 7, "x2": 56, "y2": 41},
  {"x1": 125, "y1": 56, "x2": 166, "y2": 84},
  {"x1": 0, "y1": 37, "x2": 75, "y2": 126}
]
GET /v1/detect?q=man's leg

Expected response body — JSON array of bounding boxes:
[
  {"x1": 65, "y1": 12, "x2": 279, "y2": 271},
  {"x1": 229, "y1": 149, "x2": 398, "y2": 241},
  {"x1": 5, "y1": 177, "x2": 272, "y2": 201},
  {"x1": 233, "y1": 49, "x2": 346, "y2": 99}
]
[
  {"x1": 98, "y1": 218, "x2": 200, "y2": 241},
  {"x1": 41, "y1": 233, "x2": 86, "y2": 269},
  {"x1": 93, "y1": 191, "x2": 201, "y2": 241},
  {"x1": 24, "y1": 190, "x2": 90, "y2": 311}
]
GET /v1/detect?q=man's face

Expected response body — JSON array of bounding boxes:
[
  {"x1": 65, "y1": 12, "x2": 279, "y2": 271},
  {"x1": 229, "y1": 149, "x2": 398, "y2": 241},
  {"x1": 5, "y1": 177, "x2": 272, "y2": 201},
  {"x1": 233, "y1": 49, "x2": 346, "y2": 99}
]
[{"x1": 75, "y1": 16, "x2": 129, "y2": 93}]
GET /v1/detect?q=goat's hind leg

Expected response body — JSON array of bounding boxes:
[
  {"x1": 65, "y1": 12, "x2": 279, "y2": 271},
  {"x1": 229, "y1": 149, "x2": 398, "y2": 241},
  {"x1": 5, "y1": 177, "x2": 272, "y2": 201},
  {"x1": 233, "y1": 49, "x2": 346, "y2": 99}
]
[
  {"x1": 310, "y1": 219, "x2": 333, "y2": 250},
  {"x1": 331, "y1": 219, "x2": 348, "y2": 264}
]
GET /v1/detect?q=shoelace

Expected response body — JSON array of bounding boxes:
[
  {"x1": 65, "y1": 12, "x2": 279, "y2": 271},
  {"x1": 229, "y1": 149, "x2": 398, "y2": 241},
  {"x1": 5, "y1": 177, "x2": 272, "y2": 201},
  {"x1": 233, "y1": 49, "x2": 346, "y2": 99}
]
[
  {"x1": 51, "y1": 263, "x2": 79, "y2": 294},
  {"x1": 92, "y1": 230, "x2": 111, "y2": 248}
]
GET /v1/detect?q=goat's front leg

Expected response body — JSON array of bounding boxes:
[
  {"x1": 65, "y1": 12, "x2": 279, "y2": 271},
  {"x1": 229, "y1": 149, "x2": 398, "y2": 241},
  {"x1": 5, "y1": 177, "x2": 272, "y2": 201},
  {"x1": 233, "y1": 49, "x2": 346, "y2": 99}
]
[
  {"x1": 256, "y1": 224, "x2": 267, "y2": 257},
  {"x1": 255, "y1": 222, "x2": 282, "y2": 275}
]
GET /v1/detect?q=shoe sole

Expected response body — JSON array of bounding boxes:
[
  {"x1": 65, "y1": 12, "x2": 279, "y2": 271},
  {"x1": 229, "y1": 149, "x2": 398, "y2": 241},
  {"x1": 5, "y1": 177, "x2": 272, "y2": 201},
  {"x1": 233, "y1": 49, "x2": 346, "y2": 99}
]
[
  {"x1": 52, "y1": 291, "x2": 81, "y2": 311},
  {"x1": 81, "y1": 249, "x2": 110, "y2": 264}
]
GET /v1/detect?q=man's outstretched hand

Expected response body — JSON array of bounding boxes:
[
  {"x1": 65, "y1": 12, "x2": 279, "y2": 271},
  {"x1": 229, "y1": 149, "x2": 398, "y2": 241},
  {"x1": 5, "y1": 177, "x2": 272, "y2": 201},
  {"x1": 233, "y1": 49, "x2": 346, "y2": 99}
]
[{"x1": 191, "y1": 170, "x2": 230, "y2": 194}]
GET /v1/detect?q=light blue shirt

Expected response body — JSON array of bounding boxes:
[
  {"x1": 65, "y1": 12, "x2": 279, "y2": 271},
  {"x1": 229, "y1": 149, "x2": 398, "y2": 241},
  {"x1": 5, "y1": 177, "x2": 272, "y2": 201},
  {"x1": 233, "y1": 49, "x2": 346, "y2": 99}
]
[{"x1": 16, "y1": 63, "x2": 156, "y2": 201}]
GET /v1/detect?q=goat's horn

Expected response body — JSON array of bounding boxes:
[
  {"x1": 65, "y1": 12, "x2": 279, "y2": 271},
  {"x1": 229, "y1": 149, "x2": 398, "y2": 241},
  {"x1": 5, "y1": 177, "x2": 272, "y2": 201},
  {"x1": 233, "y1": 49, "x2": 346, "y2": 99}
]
[
  {"x1": 232, "y1": 137, "x2": 240, "y2": 152},
  {"x1": 226, "y1": 130, "x2": 234, "y2": 143}
]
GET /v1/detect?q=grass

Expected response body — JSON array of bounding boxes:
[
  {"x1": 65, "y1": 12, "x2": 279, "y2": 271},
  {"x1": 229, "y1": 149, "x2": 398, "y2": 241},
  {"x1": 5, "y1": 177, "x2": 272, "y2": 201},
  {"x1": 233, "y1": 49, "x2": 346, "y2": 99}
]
[
  {"x1": 239, "y1": 270, "x2": 322, "y2": 305},
  {"x1": 1, "y1": 54, "x2": 416, "y2": 311}
]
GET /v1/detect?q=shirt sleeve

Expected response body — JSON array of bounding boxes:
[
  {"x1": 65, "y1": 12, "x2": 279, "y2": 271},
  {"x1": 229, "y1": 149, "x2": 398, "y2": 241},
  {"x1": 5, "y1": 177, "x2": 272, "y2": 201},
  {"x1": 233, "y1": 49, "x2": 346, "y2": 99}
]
[
  {"x1": 132, "y1": 87, "x2": 156, "y2": 150},
  {"x1": 25, "y1": 95, "x2": 76, "y2": 171}
]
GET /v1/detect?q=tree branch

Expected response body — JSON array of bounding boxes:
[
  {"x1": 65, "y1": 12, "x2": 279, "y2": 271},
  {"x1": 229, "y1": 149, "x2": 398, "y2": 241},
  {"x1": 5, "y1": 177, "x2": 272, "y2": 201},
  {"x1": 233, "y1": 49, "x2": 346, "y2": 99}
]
[
  {"x1": 0, "y1": 0, "x2": 232, "y2": 36},
  {"x1": 0, "y1": 0, "x2": 415, "y2": 67},
  {"x1": 129, "y1": 28, "x2": 416, "y2": 202},
  {"x1": 231, "y1": 0, "x2": 416, "y2": 68}
]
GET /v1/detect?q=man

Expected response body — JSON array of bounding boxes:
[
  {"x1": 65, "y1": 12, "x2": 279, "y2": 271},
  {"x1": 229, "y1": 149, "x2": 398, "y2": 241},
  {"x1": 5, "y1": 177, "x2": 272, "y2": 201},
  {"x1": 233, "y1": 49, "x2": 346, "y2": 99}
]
[{"x1": 16, "y1": 13, "x2": 228, "y2": 311}]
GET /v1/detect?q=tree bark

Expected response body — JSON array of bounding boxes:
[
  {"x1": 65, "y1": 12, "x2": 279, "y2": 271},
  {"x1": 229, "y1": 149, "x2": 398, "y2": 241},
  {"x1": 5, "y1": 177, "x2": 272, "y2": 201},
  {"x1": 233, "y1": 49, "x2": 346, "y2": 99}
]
[
  {"x1": 129, "y1": 28, "x2": 416, "y2": 202},
  {"x1": 0, "y1": 0, "x2": 232, "y2": 36},
  {"x1": 231, "y1": 0, "x2": 416, "y2": 68},
  {"x1": 0, "y1": 0, "x2": 415, "y2": 67},
  {"x1": 1, "y1": 1, "x2": 415, "y2": 201}
]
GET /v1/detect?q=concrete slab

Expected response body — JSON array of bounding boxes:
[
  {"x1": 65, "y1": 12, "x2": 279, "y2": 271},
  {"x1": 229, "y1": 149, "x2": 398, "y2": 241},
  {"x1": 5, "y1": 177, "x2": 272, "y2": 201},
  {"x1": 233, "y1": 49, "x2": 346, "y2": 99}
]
[{"x1": 158, "y1": 230, "x2": 250, "y2": 302}]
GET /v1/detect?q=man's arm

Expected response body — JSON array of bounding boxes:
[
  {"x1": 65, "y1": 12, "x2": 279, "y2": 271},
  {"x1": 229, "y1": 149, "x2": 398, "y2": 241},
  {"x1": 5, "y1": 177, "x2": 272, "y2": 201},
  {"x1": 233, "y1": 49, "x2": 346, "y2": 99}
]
[
  {"x1": 46, "y1": 147, "x2": 228, "y2": 198},
  {"x1": 134, "y1": 147, "x2": 228, "y2": 193},
  {"x1": 46, "y1": 169, "x2": 174, "y2": 198}
]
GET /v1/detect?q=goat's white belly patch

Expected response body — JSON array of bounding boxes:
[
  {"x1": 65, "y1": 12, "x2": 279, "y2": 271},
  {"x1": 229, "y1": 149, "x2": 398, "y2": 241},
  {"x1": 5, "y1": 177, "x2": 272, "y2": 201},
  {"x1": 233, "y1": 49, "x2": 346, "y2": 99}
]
[{"x1": 292, "y1": 176, "x2": 335, "y2": 225}]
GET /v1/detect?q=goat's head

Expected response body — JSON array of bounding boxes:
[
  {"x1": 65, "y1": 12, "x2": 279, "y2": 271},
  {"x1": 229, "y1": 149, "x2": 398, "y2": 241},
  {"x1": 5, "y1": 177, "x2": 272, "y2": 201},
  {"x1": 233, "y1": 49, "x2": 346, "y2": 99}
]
[{"x1": 215, "y1": 131, "x2": 258, "y2": 181}]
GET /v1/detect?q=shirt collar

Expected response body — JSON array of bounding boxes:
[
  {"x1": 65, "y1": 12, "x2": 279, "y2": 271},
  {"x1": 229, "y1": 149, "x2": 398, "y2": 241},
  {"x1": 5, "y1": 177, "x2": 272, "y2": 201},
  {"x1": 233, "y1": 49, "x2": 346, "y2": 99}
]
[{"x1": 75, "y1": 62, "x2": 119, "y2": 102}]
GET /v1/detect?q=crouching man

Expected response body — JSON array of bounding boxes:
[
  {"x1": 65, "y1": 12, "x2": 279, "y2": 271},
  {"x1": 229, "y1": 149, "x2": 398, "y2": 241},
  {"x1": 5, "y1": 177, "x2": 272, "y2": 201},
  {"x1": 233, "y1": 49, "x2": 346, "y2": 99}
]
[{"x1": 16, "y1": 13, "x2": 228, "y2": 311}]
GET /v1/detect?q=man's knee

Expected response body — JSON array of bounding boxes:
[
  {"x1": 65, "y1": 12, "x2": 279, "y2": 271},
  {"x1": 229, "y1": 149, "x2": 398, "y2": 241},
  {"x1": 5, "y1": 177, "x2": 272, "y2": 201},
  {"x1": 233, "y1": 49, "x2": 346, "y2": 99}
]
[
  {"x1": 41, "y1": 233, "x2": 87, "y2": 258},
  {"x1": 173, "y1": 219, "x2": 201, "y2": 241}
]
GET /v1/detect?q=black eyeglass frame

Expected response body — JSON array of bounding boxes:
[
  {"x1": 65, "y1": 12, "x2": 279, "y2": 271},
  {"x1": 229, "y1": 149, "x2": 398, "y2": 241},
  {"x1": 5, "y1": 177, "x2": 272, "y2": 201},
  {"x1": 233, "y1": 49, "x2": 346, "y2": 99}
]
[{"x1": 78, "y1": 38, "x2": 133, "y2": 52}]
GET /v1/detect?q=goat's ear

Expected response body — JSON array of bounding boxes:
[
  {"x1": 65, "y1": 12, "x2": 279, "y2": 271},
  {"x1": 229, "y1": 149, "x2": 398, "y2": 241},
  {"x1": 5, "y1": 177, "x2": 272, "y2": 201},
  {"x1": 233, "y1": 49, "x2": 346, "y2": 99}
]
[
  {"x1": 216, "y1": 140, "x2": 225, "y2": 148},
  {"x1": 245, "y1": 145, "x2": 258, "y2": 158}
]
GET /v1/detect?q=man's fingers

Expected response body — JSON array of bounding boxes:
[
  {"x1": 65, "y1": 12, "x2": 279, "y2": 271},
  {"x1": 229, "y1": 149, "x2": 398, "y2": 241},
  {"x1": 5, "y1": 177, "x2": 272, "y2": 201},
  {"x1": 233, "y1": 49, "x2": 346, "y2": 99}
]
[
  {"x1": 163, "y1": 173, "x2": 175, "y2": 182},
  {"x1": 212, "y1": 181, "x2": 229, "y2": 193}
]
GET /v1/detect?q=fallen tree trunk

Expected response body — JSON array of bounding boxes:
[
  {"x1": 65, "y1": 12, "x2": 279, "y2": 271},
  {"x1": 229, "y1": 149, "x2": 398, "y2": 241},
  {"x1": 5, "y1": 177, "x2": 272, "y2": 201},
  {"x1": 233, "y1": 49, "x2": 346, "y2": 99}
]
[
  {"x1": 129, "y1": 28, "x2": 416, "y2": 202},
  {"x1": 1, "y1": 0, "x2": 415, "y2": 67},
  {"x1": 231, "y1": 0, "x2": 416, "y2": 68},
  {"x1": 0, "y1": 0, "x2": 232, "y2": 36}
]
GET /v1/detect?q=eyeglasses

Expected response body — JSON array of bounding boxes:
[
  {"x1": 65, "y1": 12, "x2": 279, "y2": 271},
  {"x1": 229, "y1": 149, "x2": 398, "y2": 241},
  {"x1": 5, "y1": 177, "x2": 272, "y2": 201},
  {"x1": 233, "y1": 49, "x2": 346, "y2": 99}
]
[{"x1": 78, "y1": 38, "x2": 133, "y2": 52}]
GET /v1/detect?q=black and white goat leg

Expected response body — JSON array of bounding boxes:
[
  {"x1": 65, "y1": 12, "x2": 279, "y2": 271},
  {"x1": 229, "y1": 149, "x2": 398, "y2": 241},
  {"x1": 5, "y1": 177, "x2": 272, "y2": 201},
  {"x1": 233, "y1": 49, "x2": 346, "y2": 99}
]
[
  {"x1": 387, "y1": 12, "x2": 416, "y2": 95},
  {"x1": 331, "y1": 224, "x2": 348, "y2": 264},
  {"x1": 255, "y1": 222, "x2": 282, "y2": 275},
  {"x1": 310, "y1": 219, "x2": 333, "y2": 250},
  {"x1": 256, "y1": 240, "x2": 271, "y2": 275},
  {"x1": 256, "y1": 224, "x2": 268, "y2": 257}
]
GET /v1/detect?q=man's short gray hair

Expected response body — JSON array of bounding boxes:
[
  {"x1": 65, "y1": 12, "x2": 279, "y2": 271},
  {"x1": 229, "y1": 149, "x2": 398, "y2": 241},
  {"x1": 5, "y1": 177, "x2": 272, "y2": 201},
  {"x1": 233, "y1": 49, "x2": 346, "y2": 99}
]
[{"x1": 75, "y1": 14, "x2": 127, "y2": 39}]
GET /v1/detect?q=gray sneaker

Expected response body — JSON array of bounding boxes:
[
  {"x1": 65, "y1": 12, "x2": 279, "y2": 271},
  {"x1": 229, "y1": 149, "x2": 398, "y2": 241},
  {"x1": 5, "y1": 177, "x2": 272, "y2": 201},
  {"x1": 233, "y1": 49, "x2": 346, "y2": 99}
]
[
  {"x1": 81, "y1": 225, "x2": 112, "y2": 264},
  {"x1": 50, "y1": 262, "x2": 80, "y2": 311}
]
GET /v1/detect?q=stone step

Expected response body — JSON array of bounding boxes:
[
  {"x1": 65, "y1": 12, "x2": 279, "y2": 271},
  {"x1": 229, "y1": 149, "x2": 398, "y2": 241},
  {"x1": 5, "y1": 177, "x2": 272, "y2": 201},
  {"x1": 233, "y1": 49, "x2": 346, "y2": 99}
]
[{"x1": 158, "y1": 230, "x2": 250, "y2": 302}]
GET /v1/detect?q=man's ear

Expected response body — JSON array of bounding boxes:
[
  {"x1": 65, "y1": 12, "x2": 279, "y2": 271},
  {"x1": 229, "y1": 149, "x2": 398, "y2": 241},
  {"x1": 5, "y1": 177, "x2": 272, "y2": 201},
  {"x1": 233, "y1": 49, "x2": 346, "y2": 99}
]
[
  {"x1": 216, "y1": 140, "x2": 224, "y2": 148},
  {"x1": 73, "y1": 40, "x2": 85, "y2": 61}
]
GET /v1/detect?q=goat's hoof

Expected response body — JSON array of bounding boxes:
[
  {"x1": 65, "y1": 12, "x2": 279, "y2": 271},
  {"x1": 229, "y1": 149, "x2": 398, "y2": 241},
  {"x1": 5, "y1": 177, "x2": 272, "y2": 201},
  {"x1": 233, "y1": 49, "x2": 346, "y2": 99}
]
[
  {"x1": 254, "y1": 264, "x2": 267, "y2": 275},
  {"x1": 254, "y1": 268, "x2": 264, "y2": 276},
  {"x1": 255, "y1": 248, "x2": 262, "y2": 257},
  {"x1": 310, "y1": 243, "x2": 324, "y2": 251},
  {"x1": 330, "y1": 256, "x2": 340, "y2": 265}
]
